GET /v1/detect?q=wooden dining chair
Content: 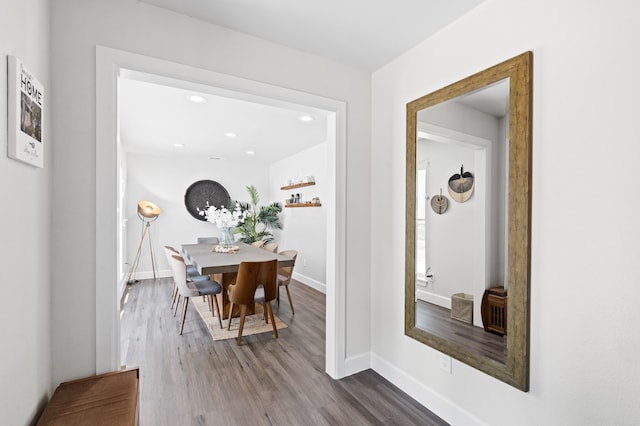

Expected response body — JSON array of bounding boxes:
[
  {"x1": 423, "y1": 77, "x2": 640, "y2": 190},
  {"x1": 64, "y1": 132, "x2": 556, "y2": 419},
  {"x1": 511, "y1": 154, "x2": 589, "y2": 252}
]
[
  {"x1": 251, "y1": 240, "x2": 265, "y2": 248},
  {"x1": 276, "y1": 250, "x2": 298, "y2": 314},
  {"x1": 226, "y1": 259, "x2": 278, "y2": 344},
  {"x1": 263, "y1": 242, "x2": 278, "y2": 253},
  {"x1": 169, "y1": 254, "x2": 224, "y2": 333}
]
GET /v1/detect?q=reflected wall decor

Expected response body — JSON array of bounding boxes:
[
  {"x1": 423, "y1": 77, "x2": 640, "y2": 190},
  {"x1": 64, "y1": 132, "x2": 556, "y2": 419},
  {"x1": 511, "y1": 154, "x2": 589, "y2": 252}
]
[{"x1": 7, "y1": 56, "x2": 44, "y2": 168}]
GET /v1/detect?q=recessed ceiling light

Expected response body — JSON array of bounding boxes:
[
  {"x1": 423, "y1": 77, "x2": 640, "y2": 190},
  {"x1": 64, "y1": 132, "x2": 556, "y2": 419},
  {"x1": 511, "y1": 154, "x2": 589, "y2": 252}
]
[
  {"x1": 225, "y1": 132, "x2": 237, "y2": 138},
  {"x1": 299, "y1": 115, "x2": 314, "y2": 122},
  {"x1": 174, "y1": 143, "x2": 184, "y2": 148},
  {"x1": 246, "y1": 150, "x2": 255, "y2": 155},
  {"x1": 189, "y1": 95, "x2": 206, "y2": 103}
]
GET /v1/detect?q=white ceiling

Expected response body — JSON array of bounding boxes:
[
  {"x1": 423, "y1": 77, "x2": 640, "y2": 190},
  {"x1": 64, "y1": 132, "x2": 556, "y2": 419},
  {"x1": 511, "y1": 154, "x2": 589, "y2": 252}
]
[
  {"x1": 457, "y1": 79, "x2": 510, "y2": 117},
  {"x1": 119, "y1": 73, "x2": 330, "y2": 164},
  {"x1": 121, "y1": 1, "x2": 486, "y2": 164},
  {"x1": 140, "y1": 0, "x2": 484, "y2": 71}
]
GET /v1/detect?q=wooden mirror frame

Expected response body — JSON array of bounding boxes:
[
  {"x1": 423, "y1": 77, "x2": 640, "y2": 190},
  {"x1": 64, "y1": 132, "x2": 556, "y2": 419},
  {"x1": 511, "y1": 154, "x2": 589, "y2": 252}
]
[{"x1": 405, "y1": 51, "x2": 532, "y2": 391}]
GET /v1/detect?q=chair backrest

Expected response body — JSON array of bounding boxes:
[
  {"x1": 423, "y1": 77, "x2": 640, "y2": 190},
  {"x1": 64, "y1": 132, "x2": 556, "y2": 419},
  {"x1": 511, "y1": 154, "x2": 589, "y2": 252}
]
[
  {"x1": 163, "y1": 245, "x2": 182, "y2": 271},
  {"x1": 229, "y1": 259, "x2": 278, "y2": 305},
  {"x1": 277, "y1": 250, "x2": 298, "y2": 285},
  {"x1": 197, "y1": 237, "x2": 219, "y2": 244},
  {"x1": 263, "y1": 242, "x2": 278, "y2": 253},
  {"x1": 251, "y1": 240, "x2": 265, "y2": 248},
  {"x1": 163, "y1": 245, "x2": 179, "y2": 258},
  {"x1": 257, "y1": 259, "x2": 278, "y2": 302},
  {"x1": 169, "y1": 255, "x2": 199, "y2": 297}
]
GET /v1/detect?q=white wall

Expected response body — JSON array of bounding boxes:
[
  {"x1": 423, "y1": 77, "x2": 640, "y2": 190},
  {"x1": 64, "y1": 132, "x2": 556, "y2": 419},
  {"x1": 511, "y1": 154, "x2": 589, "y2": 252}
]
[
  {"x1": 417, "y1": 139, "x2": 477, "y2": 303},
  {"x1": 372, "y1": 0, "x2": 640, "y2": 424},
  {"x1": 0, "y1": 1, "x2": 51, "y2": 424},
  {"x1": 416, "y1": 99, "x2": 504, "y2": 311},
  {"x1": 126, "y1": 141, "x2": 329, "y2": 288},
  {"x1": 51, "y1": 0, "x2": 371, "y2": 385},
  {"x1": 270, "y1": 142, "x2": 328, "y2": 288},
  {"x1": 125, "y1": 153, "x2": 270, "y2": 278},
  {"x1": 12, "y1": 0, "x2": 640, "y2": 423},
  {"x1": 418, "y1": 99, "x2": 501, "y2": 143}
]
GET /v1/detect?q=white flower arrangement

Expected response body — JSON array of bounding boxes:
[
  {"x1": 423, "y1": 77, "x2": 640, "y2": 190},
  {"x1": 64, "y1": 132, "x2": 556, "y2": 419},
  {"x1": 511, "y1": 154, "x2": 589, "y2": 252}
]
[{"x1": 198, "y1": 202, "x2": 248, "y2": 228}]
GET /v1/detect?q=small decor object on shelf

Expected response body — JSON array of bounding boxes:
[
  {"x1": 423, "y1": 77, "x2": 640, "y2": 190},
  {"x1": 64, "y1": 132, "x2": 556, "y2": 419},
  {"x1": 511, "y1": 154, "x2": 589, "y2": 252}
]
[
  {"x1": 280, "y1": 181, "x2": 316, "y2": 190},
  {"x1": 281, "y1": 180, "x2": 321, "y2": 207},
  {"x1": 199, "y1": 203, "x2": 248, "y2": 248}
]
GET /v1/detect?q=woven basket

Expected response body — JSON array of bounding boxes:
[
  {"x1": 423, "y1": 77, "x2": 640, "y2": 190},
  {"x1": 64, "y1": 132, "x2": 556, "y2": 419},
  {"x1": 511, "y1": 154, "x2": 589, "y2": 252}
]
[{"x1": 184, "y1": 180, "x2": 230, "y2": 221}]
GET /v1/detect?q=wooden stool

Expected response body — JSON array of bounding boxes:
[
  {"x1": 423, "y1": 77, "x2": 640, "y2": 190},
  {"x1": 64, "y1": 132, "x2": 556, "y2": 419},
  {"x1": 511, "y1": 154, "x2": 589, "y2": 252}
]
[{"x1": 481, "y1": 287, "x2": 507, "y2": 336}]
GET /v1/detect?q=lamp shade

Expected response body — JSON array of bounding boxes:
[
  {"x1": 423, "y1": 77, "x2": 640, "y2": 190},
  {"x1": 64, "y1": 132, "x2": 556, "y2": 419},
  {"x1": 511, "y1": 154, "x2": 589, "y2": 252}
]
[{"x1": 137, "y1": 200, "x2": 161, "y2": 219}]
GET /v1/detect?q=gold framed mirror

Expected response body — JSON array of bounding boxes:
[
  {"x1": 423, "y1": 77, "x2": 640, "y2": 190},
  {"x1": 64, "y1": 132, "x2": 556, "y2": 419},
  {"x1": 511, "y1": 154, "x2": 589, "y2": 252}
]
[{"x1": 405, "y1": 52, "x2": 532, "y2": 391}]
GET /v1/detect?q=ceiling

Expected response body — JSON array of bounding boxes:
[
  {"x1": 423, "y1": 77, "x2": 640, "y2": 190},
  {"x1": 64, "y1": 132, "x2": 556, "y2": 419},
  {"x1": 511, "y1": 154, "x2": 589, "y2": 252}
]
[
  {"x1": 140, "y1": 0, "x2": 484, "y2": 72},
  {"x1": 457, "y1": 79, "x2": 509, "y2": 117},
  {"x1": 121, "y1": 1, "x2": 485, "y2": 164},
  {"x1": 119, "y1": 73, "x2": 330, "y2": 164}
]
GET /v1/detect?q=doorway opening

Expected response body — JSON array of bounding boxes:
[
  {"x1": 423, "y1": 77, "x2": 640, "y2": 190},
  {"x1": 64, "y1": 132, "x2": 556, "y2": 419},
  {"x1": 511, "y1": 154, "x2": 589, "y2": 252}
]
[{"x1": 96, "y1": 46, "x2": 347, "y2": 378}]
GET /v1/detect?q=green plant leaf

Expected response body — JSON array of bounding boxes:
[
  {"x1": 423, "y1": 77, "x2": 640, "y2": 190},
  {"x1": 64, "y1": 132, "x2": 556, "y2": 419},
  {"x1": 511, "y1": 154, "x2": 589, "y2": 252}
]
[
  {"x1": 233, "y1": 187, "x2": 282, "y2": 243},
  {"x1": 246, "y1": 185, "x2": 259, "y2": 206}
]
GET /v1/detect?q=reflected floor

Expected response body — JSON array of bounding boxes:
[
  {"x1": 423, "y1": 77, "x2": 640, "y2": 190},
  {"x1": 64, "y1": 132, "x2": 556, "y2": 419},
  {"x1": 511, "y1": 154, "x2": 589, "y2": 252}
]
[{"x1": 415, "y1": 300, "x2": 506, "y2": 364}]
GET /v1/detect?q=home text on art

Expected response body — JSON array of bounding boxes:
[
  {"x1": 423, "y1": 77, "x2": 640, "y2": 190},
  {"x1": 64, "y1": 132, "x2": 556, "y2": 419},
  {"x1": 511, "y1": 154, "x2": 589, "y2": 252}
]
[{"x1": 20, "y1": 66, "x2": 43, "y2": 107}]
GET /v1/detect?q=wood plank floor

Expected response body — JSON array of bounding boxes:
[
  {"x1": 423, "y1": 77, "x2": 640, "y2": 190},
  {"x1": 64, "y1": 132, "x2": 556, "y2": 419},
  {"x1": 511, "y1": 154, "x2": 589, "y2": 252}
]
[
  {"x1": 415, "y1": 300, "x2": 506, "y2": 364},
  {"x1": 121, "y1": 277, "x2": 448, "y2": 425}
]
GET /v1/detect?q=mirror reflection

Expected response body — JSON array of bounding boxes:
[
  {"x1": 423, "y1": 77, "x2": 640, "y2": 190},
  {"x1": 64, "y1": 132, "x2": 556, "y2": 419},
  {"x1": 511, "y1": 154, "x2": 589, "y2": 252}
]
[
  {"x1": 405, "y1": 52, "x2": 532, "y2": 391},
  {"x1": 414, "y1": 79, "x2": 509, "y2": 364}
]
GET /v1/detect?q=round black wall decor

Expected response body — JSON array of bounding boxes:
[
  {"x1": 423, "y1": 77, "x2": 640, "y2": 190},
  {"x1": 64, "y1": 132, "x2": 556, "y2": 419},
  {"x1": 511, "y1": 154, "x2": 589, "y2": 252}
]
[{"x1": 184, "y1": 180, "x2": 230, "y2": 221}]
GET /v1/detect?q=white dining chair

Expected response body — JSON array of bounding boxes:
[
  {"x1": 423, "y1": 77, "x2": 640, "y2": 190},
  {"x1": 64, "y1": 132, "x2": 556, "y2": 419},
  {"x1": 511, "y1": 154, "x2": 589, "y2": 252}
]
[{"x1": 169, "y1": 254, "x2": 224, "y2": 334}]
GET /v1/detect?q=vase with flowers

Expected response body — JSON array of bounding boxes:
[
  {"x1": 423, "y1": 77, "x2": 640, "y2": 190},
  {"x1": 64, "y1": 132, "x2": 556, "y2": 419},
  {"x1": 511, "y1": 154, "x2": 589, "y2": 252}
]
[{"x1": 199, "y1": 203, "x2": 248, "y2": 248}]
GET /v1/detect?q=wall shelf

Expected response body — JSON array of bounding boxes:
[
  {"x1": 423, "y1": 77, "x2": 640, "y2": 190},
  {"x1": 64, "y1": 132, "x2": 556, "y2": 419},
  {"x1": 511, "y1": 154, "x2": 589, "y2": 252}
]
[
  {"x1": 280, "y1": 181, "x2": 315, "y2": 190},
  {"x1": 285, "y1": 203, "x2": 321, "y2": 208}
]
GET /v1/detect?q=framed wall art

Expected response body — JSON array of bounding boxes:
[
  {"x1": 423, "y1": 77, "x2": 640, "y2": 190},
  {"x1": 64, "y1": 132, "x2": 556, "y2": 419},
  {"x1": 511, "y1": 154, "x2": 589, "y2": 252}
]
[{"x1": 7, "y1": 56, "x2": 44, "y2": 168}]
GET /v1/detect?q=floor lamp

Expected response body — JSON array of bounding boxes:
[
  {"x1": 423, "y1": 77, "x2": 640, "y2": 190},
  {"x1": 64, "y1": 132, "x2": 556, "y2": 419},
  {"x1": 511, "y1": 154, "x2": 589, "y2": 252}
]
[{"x1": 127, "y1": 200, "x2": 161, "y2": 285}]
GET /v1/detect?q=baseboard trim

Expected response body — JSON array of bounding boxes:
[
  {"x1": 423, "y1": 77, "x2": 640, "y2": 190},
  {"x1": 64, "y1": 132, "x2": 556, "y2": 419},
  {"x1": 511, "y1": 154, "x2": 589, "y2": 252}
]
[
  {"x1": 415, "y1": 289, "x2": 451, "y2": 309},
  {"x1": 131, "y1": 269, "x2": 324, "y2": 293},
  {"x1": 292, "y1": 272, "x2": 326, "y2": 294},
  {"x1": 127, "y1": 269, "x2": 172, "y2": 282},
  {"x1": 344, "y1": 352, "x2": 371, "y2": 376},
  {"x1": 118, "y1": 274, "x2": 129, "y2": 307},
  {"x1": 371, "y1": 353, "x2": 485, "y2": 426}
]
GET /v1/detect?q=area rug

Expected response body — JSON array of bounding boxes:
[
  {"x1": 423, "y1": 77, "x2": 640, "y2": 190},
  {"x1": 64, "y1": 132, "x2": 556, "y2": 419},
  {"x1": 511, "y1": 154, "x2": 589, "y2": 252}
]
[{"x1": 191, "y1": 296, "x2": 287, "y2": 341}]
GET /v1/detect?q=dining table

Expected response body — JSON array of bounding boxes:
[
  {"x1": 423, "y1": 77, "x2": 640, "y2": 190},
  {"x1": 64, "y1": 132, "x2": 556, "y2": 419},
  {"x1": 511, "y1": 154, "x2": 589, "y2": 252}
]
[{"x1": 181, "y1": 242, "x2": 295, "y2": 318}]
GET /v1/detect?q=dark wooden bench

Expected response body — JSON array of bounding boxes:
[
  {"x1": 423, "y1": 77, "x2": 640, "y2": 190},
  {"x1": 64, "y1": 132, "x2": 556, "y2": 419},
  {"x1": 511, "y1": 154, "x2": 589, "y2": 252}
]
[{"x1": 37, "y1": 368, "x2": 139, "y2": 425}]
